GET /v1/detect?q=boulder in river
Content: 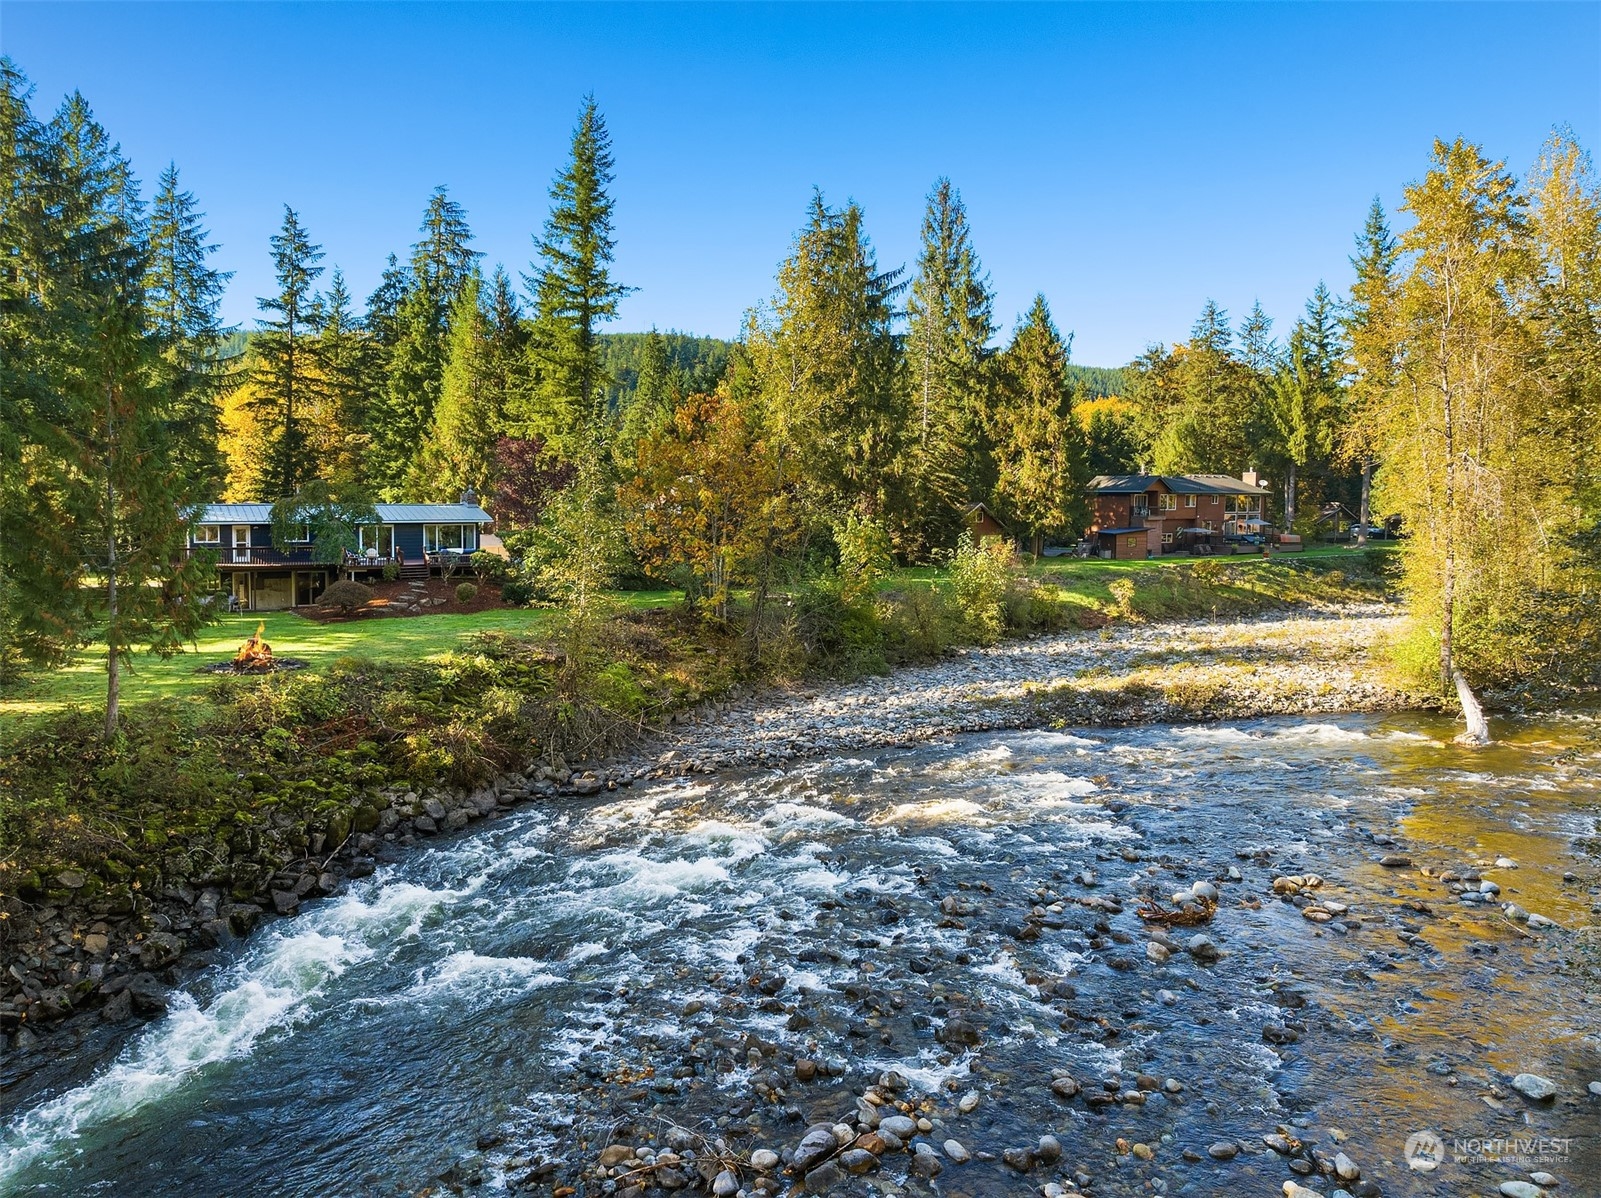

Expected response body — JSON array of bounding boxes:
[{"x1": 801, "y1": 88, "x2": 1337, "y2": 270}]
[{"x1": 1511, "y1": 1073, "x2": 1557, "y2": 1101}]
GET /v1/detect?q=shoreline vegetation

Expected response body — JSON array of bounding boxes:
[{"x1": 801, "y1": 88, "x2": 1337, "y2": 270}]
[{"x1": 0, "y1": 549, "x2": 1446, "y2": 1058}]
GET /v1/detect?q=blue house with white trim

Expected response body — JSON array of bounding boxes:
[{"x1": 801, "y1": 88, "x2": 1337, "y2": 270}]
[{"x1": 189, "y1": 500, "x2": 493, "y2": 610}]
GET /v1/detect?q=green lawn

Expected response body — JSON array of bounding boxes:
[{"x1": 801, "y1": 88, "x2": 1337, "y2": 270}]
[{"x1": 0, "y1": 590, "x2": 678, "y2": 721}]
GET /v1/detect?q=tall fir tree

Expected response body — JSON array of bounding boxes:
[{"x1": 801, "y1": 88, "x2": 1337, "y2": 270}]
[
  {"x1": 251, "y1": 205, "x2": 325, "y2": 498},
  {"x1": 143, "y1": 162, "x2": 233, "y2": 493},
  {"x1": 416, "y1": 272, "x2": 503, "y2": 501},
  {"x1": 521, "y1": 95, "x2": 631, "y2": 456},
  {"x1": 11, "y1": 88, "x2": 214, "y2": 733},
  {"x1": 1343, "y1": 197, "x2": 1401, "y2": 544},
  {"x1": 1238, "y1": 300, "x2": 1277, "y2": 375},
  {"x1": 367, "y1": 188, "x2": 479, "y2": 496},
  {"x1": 903, "y1": 178, "x2": 996, "y2": 554},
  {"x1": 316, "y1": 268, "x2": 378, "y2": 488},
  {"x1": 747, "y1": 191, "x2": 906, "y2": 524},
  {"x1": 990, "y1": 295, "x2": 1090, "y2": 557}
]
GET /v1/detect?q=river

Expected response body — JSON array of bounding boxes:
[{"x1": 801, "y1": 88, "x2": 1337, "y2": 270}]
[{"x1": 3, "y1": 709, "x2": 1598, "y2": 1197}]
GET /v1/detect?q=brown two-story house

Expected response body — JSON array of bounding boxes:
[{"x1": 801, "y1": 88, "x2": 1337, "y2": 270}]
[{"x1": 1086, "y1": 473, "x2": 1269, "y2": 559}]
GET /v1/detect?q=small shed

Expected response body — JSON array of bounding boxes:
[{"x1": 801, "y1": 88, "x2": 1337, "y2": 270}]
[
  {"x1": 963, "y1": 502, "x2": 1009, "y2": 543},
  {"x1": 1094, "y1": 526, "x2": 1149, "y2": 560}
]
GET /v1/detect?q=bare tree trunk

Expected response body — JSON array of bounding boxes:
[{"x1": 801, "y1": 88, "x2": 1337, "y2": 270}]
[
  {"x1": 1357, "y1": 458, "x2": 1372, "y2": 547},
  {"x1": 1452, "y1": 667, "x2": 1490, "y2": 745},
  {"x1": 1284, "y1": 464, "x2": 1297, "y2": 531},
  {"x1": 105, "y1": 415, "x2": 119, "y2": 741}
]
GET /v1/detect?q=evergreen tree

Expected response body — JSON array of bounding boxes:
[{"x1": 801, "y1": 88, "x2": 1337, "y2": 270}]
[
  {"x1": 144, "y1": 162, "x2": 233, "y2": 492},
  {"x1": 417, "y1": 272, "x2": 503, "y2": 500},
  {"x1": 990, "y1": 295, "x2": 1089, "y2": 556},
  {"x1": 522, "y1": 95, "x2": 631, "y2": 455},
  {"x1": 251, "y1": 205, "x2": 324, "y2": 498},
  {"x1": 1265, "y1": 321, "x2": 1337, "y2": 529},
  {"x1": 10, "y1": 88, "x2": 214, "y2": 733},
  {"x1": 1085, "y1": 405, "x2": 1140, "y2": 475},
  {"x1": 316, "y1": 269, "x2": 377, "y2": 487},
  {"x1": 747, "y1": 191, "x2": 906, "y2": 523},
  {"x1": 364, "y1": 252, "x2": 410, "y2": 351},
  {"x1": 1238, "y1": 300, "x2": 1277, "y2": 375},
  {"x1": 615, "y1": 327, "x2": 674, "y2": 458},
  {"x1": 903, "y1": 178, "x2": 996, "y2": 554},
  {"x1": 1343, "y1": 198, "x2": 1401, "y2": 543},
  {"x1": 367, "y1": 188, "x2": 479, "y2": 496}
]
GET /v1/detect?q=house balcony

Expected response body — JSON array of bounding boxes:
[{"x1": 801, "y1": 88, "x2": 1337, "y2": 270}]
[{"x1": 189, "y1": 546, "x2": 330, "y2": 567}]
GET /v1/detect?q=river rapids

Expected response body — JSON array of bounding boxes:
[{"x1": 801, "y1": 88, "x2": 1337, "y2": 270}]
[{"x1": 3, "y1": 711, "x2": 1598, "y2": 1197}]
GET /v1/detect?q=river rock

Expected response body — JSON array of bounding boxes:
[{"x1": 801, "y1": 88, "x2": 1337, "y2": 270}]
[
  {"x1": 1500, "y1": 1184, "x2": 1543, "y2": 1198},
  {"x1": 1147, "y1": 941, "x2": 1171, "y2": 963},
  {"x1": 909, "y1": 1145, "x2": 942, "y2": 1178},
  {"x1": 750, "y1": 1149, "x2": 779, "y2": 1170},
  {"x1": 1379, "y1": 854, "x2": 1412, "y2": 867},
  {"x1": 943, "y1": 1139, "x2": 970, "y2": 1163},
  {"x1": 1512, "y1": 1073, "x2": 1558, "y2": 1101},
  {"x1": 878, "y1": 1115, "x2": 916, "y2": 1139},
  {"x1": 937, "y1": 1016, "x2": 981, "y2": 1046},
  {"x1": 793, "y1": 1126, "x2": 837, "y2": 1172},
  {"x1": 795, "y1": 1058, "x2": 817, "y2": 1082},
  {"x1": 1037, "y1": 1135, "x2": 1062, "y2": 1163},
  {"x1": 1001, "y1": 1146, "x2": 1035, "y2": 1171},
  {"x1": 1283, "y1": 1185, "x2": 1326, "y2": 1198},
  {"x1": 957, "y1": 1089, "x2": 981, "y2": 1113},
  {"x1": 712, "y1": 1169, "x2": 739, "y2": 1195},
  {"x1": 838, "y1": 1148, "x2": 876, "y2": 1174},
  {"x1": 1528, "y1": 1173, "x2": 1558, "y2": 1187},
  {"x1": 804, "y1": 1160, "x2": 843, "y2": 1192},
  {"x1": 271, "y1": 890, "x2": 300, "y2": 916},
  {"x1": 82, "y1": 933, "x2": 109, "y2": 955},
  {"x1": 1333, "y1": 1152, "x2": 1359, "y2": 1181},
  {"x1": 597, "y1": 1145, "x2": 632, "y2": 1167},
  {"x1": 1208, "y1": 1141, "x2": 1239, "y2": 1160},
  {"x1": 1187, "y1": 934, "x2": 1220, "y2": 962}
]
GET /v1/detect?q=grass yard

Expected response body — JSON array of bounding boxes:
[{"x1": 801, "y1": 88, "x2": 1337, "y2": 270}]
[{"x1": 0, "y1": 590, "x2": 679, "y2": 722}]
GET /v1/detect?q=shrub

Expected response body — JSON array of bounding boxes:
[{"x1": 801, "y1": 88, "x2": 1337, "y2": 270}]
[
  {"x1": 381, "y1": 562, "x2": 400, "y2": 582},
  {"x1": 948, "y1": 535, "x2": 1013, "y2": 645},
  {"x1": 455, "y1": 582, "x2": 479, "y2": 603},
  {"x1": 832, "y1": 514, "x2": 892, "y2": 604},
  {"x1": 500, "y1": 576, "x2": 535, "y2": 607},
  {"x1": 1108, "y1": 577, "x2": 1137, "y2": 618},
  {"x1": 318, "y1": 580, "x2": 375, "y2": 613},
  {"x1": 1189, "y1": 557, "x2": 1226, "y2": 588},
  {"x1": 880, "y1": 585, "x2": 957, "y2": 663},
  {"x1": 469, "y1": 551, "x2": 511, "y2": 585}
]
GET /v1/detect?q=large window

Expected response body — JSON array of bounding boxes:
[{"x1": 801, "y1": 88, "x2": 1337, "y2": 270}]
[
  {"x1": 1227, "y1": 495, "x2": 1259, "y2": 513},
  {"x1": 424, "y1": 524, "x2": 467, "y2": 552},
  {"x1": 357, "y1": 525, "x2": 394, "y2": 556},
  {"x1": 1157, "y1": 493, "x2": 1178, "y2": 511},
  {"x1": 194, "y1": 524, "x2": 221, "y2": 544}
]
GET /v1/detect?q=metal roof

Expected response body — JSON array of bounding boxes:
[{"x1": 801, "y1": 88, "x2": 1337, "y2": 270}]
[
  {"x1": 194, "y1": 504, "x2": 274, "y2": 523},
  {"x1": 194, "y1": 502, "x2": 492, "y2": 525},
  {"x1": 1090, "y1": 473, "x2": 1268, "y2": 496},
  {"x1": 1097, "y1": 526, "x2": 1149, "y2": 536},
  {"x1": 374, "y1": 503, "x2": 492, "y2": 524}
]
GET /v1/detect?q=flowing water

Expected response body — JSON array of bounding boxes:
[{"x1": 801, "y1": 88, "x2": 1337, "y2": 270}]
[{"x1": 3, "y1": 710, "x2": 1599, "y2": 1197}]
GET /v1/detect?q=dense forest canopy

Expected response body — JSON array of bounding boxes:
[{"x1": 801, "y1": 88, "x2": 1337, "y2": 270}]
[{"x1": 3, "y1": 50, "x2": 1597, "y2": 731}]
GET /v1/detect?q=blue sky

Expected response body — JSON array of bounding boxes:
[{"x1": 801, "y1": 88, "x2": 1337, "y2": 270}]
[{"x1": 4, "y1": 2, "x2": 1596, "y2": 365}]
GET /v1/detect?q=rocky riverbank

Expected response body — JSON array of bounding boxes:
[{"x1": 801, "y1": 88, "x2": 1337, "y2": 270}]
[{"x1": 1, "y1": 604, "x2": 1425, "y2": 1064}]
